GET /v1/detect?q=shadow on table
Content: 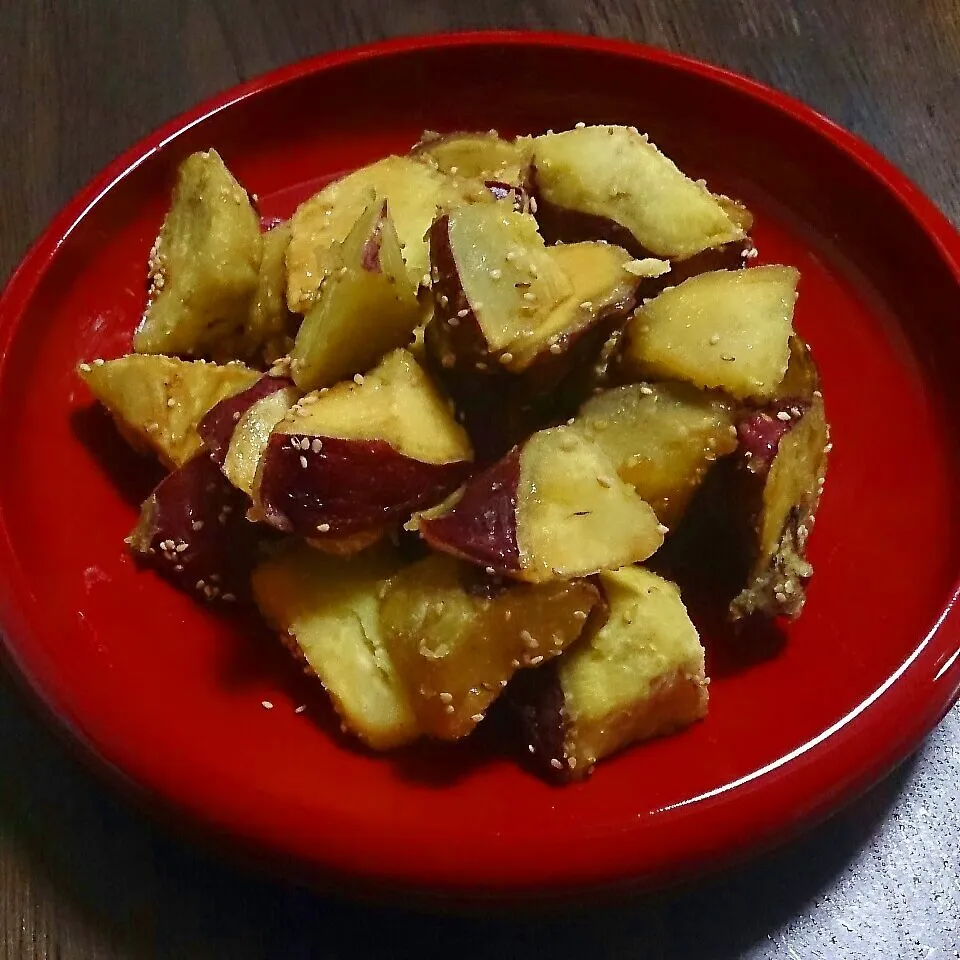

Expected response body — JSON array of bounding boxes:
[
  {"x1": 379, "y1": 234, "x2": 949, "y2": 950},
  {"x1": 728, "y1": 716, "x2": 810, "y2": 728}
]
[{"x1": 0, "y1": 664, "x2": 916, "y2": 960}]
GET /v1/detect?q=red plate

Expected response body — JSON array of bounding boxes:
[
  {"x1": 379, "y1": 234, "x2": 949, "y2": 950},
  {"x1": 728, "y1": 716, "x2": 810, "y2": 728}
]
[{"x1": 1, "y1": 32, "x2": 959, "y2": 897}]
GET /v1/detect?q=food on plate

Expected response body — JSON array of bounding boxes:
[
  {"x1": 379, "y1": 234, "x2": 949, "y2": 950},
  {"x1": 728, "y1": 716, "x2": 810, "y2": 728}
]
[
  {"x1": 379, "y1": 553, "x2": 601, "y2": 739},
  {"x1": 128, "y1": 452, "x2": 260, "y2": 604},
  {"x1": 285, "y1": 155, "x2": 487, "y2": 312},
  {"x1": 509, "y1": 566, "x2": 708, "y2": 780},
  {"x1": 420, "y1": 425, "x2": 664, "y2": 582},
  {"x1": 133, "y1": 150, "x2": 264, "y2": 361},
  {"x1": 255, "y1": 349, "x2": 472, "y2": 544},
  {"x1": 531, "y1": 126, "x2": 748, "y2": 263},
  {"x1": 729, "y1": 392, "x2": 829, "y2": 619},
  {"x1": 289, "y1": 197, "x2": 421, "y2": 391},
  {"x1": 572, "y1": 382, "x2": 737, "y2": 526},
  {"x1": 412, "y1": 130, "x2": 534, "y2": 188},
  {"x1": 252, "y1": 542, "x2": 418, "y2": 749},
  {"x1": 619, "y1": 265, "x2": 799, "y2": 400},
  {"x1": 79, "y1": 124, "x2": 830, "y2": 783},
  {"x1": 78, "y1": 354, "x2": 260, "y2": 468}
]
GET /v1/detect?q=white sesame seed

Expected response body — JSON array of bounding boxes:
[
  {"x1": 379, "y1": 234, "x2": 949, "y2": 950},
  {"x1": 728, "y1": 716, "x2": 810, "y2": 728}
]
[
  {"x1": 528, "y1": 743, "x2": 536, "y2": 753},
  {"x1": 439, "y1": 692, "x2": 453, "y2": 703},
  {"x1": 222, "y1": 593, "x2": 236, "y2": 603},
  {"x1": 311, "y1": 438, "x2": 323, "y2": 453},
  {"x1": 353, "y1": 374, "x2": 364, "y2": 385},
  {"x1": 824, "y1": 442, "x2": 834, "y2": 453},
  {"x1": 444, "y1": 704, "x2": 455, "y2": 714},
  {"x1": 294, "y1": 704, "x2": 307, "y2": 714},
  {"x1": 457, "y1": 308, "x2": 469, "y2": 318},
  {"x1": 471, "y1": 713, "x2": 484, "y2": 723},
  {"x1": 506, "y1": 250, "x2": 517, "y2": 262},
  {"x1": 550, "y1": 758, "x2": 563, "y2": 770},
  {"x1": 93, "y1": 358, "x2": 105, "y2": 367},
  {"x1": 166, "y1": 397, "x2": 176, "y2": 408},
  {"x1": 639, "y1": 385, "x2": 654, "y2": 396},
  {"x1": 489, "y1": 268, "x2": 502, "y2": 279},
  {"x1": 597, "y1": 475, "x2": 614, "y2": 488},
  {"x1": 568, "y1": 757, "x2": 577, "y2": 770},
  {"x1": 299, "y1": 455, "x2": 308, "y2": 469},
  {"x1": 529, "y1": 196, "x2": 538, "y2": 213},
  {"x1": 499, "y1": 352, "x2": 514, "y2": 364},
  {"x1": 175, "y1": 542, "x2": 189, "y2": 553},
  {"x1": 574, "y1": 121, "x2": 586, "y2": 129},
  {"x1": 78, "y1": 363, "x2": 92, "y2": 373},
  {"x1": 657, "y1": 523, "x2": 670, "y2": 534},
  {"x1": 776, "y1": 411, "x2": 792, "y2": 422},
  {"x1": 709, "y1": 333, "x2": 721, "y2": 345},
  {"x1": 196, "y1": 580, "x2": 205, "y2": 590},
  {"x1": 573, "y1": 609, "x2": 588, "y2": 620},
  {"x1": 485, "y1": 566, "x2": 496, "y2": 575},
  {"x1": 549, "y1": 343, "x2": 563, "y2": 355},
  {"x1": 261, "y1": 700, "x2": 274, "y2": 710},
  {"x1": 579, "y1": 301, "x2": 593, "y2": 310},
  {"x1": 522, "y1": 291, "x2": 536, "y2": 302},
  {"x1": 317, "y1": 522, "x2": 331, "y2": 533}
]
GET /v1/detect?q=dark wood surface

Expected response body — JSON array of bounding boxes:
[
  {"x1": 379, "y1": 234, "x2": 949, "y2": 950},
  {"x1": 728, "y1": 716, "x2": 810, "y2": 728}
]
[{"x1": 1, "y1": 2, "x2": 958, "y2": 957}]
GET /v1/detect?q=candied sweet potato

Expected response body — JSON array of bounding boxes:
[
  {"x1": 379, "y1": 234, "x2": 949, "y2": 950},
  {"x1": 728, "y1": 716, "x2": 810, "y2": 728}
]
[
  {"x1": 379, "y1": 554, "x2": 600, "y2": 739},
  {"x1": 412, "y1": 131, "x2": 534, "y2": 188},
  {"x1": 421, "y1": 425, "x2": 664, "y2": 582},
  {"x1": 244, "y1": 221, "x2": 298, "y2": 364},
  {"x1": 252, "y1": 542, "x2": 418, "y2": 749},
  {"x1": 531, "y1": 126, "x2": 746, "y2": 261},
  {"x1": 79, "y1": 354, "x2": 259, "y2": 468},
  {"x1": 134, "y1": 150, "x2": 263, "y2": 359},
  {"x1": 620, "y1": 265, "x2": 798, "y2": 400},
  {"x1": 255, "y1": 350, "x2": 472, "y2": 541},
  {"x1": 729, "y1": 393, "x2": 829, "y2": 619},
  {"x1": 573, "y1": 382, "x2": 737, "y2": 526},
  {"x1": 289, "y1": 197, "x2": 421, "y2": 391},
  {"x1": 127, "y1": 451, "x2": 260, "y2": 604},
  {"x1": 286, "y1": 156, "x2": 486, "y2": 312},
  {"x1": 511, "y1": 566, "x2": 708, "y2": 781}
]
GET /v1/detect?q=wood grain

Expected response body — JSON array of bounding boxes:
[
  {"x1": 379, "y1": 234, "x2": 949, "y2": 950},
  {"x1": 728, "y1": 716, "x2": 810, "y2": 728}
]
[{"x1": 1, "y1": 1, "x2": 958, "y2": 957}]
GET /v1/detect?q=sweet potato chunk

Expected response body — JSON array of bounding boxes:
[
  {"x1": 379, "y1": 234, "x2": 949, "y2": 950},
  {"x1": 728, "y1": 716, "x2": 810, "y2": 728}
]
[
  {"x1": 621, "y1": 266, "x2": 798, "y2": 400},
  {"x1": 511, "y1": 566, "x2": 708, "y2": 781},
  {"x1": 378, "y1": 554, "x2": 600, "y2": 739},
  {"x1": 412, "y1": 131, "x2": 534, "y2": 187},
  {"x1": 79, "y1": 354, "x2": 259, "y2": 468},
  {"x1": 531, "y1": 126, "x2": 746, "y2": 260},
  {"x1": 573, "y1": 382, "x2": 737, "y2": 526},
  {"x1": 128, "y1": 452, "x2": 259, "y2": 604},
  {"x1": 730, "y1": 393, "x2": 829, "y2": 619},
  {"x1": 421, "y1": 425, "x2": 664, "y2": 582},
  {"x1": 255, "y1": 350, "x2": 472, "y2": 540},
  {"x1": 286, "y1": 156, "x2": 485, "y2": 312},
  {"x1": 251, "y1": 542, "x2": 418, "y2": 749},
  {"x1": 134, "y1": 150, "x2": 263, "y2": 359},
  {"x1": 289, "y1": 197, "x2": 421, "y2": 391}
]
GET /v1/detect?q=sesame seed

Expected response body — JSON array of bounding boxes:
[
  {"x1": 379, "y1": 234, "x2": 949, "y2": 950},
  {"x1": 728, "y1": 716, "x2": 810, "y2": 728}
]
[
  {"x1": 528, "y1": 743, "x2": 536, "y2": 753},
  {"x1": 145, "y1": 421, "x2": 159, "y2": 433},
  {"x1": 444, "y1": 704, "x2": 455, "y2": 714},
  {"x1": 522, "y1": 291, "x2": 536, "y2": 301},
  {"x1": 550, "y1": 758, "x2": 563, "y2": 770},
  {"x1": 166, "y1": 397, "x2": 176, "y2": 408},
  {"x1": 294, "y1": 704, "x2": 307, "y2": 714},
  {"x1": 506, "y1": 250, "x2": 517, "y2": 262},
  {"x1": 447, "y1": 317, "x2": 459, "y2": 327},
  {"x1": 339, "y1": 266, "x2": 348, "y2": 276},
  {"x1": 549, "y1": 343, "x2": 563, "y2": 355},
  {"x1": 529, "y1": 196, "x2": 538, "y2": 213},
  {"x1": 78, "y1": 362, "x2": 92, "y2": 373},
  {"x1": 639, "y1": 385, "x2": 654, "y2": 396},
  {"x1": 471, "y1": 713, "x2": 484, "y2": 723},
  {"x1": 438, "y1": 294, "x2": 449, "y2": 308},
  {"x1": 439, "y1": 692, "x2": 453, "y2": 703},
  {"x1": 261, "y1": 700, "x2": 274, "y2": 710},
  {"x1": 573, "y1": 609, "x2": 588, "y2": 620},
  {"x1": 353, "y1": 374, "x2": 365, "y2": 385},
  {"x1": 574, "y1": 121, "x2": 586, "y2": 128},
  {"x1": 721, "y1": 354, "x2": 736, "y2": 362},
  {"x1": 529, "y1": 655, "x2": 544, "y2": 665},
  {"x1": 317, "y1": 522, "x2": 331, "y2": 533},
  {"x1": 485, "y1": 566, "x2": 496, "y2": 575},
  {"x1": 709, "y1": 333, "x2": 721, "y2": 345},
  {"x1": 174, "y1": 564, "x2": 184, "y2": 573},
  {"x1": 196, "y1": 580, "x2": 205, "y2": 590},
  {"x1": 499, "y1": 352, "x2": 514, "y2": 364},
  {"x1": 457, "y1": 308, "x2": 469, "y2": 318},
  {"x1": 299, "y1": 455, "x2": 308, "y2": 469},
  {"x1": 422, "y1": 273, "x2": 431, "y2": 287},
  {"x1": 311, "y1": 438, "x2": 323, "y2": 453},
  {"x1": 222, "y1": 593, "x2": 236, "y2": 602},
  {"x1": 776, "y1": 411, "x2": 792, "y2": 422},
  {"x1": 824, "y1": 442, "x2": 834, "y2": 453},
  {"x1": 175, "y1": 542, "x2": 189, "y2": 553},
  {"x1": 489, "y1": 268, "x2": 502, "y2": 279},
  {"x1": 568, "y1": 757, "x2": 577, "y2": 770},
  {"x1": 657, "y1": 523, "x2": 670, "y2": 534},
  {"x1": 579, "y1": 301, "x2": 593, "y2": 310},
  {"x1": 93, "y1": 358, "x2": 105, "y2": 367}
]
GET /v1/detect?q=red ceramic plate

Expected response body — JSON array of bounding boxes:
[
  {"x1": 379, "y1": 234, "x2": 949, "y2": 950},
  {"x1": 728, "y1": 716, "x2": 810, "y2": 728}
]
[{"x1": 1, "y1": 32, "x2": 959, "y2": 898}]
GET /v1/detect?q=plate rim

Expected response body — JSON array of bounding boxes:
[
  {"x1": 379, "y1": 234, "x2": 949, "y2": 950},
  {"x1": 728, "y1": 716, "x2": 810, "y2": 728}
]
[{"x1": 1, "y1": 30, "x2": 959, "y2": 896}]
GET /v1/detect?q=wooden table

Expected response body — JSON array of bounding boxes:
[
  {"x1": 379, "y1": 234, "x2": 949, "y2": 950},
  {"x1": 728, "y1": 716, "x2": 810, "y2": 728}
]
[{"x1": 1, "y1": 2, "x2": 958, "y2": 956}]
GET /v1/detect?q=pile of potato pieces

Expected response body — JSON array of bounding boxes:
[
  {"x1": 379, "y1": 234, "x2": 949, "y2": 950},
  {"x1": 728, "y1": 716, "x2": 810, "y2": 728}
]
[{"x1": 77, "y1": 126, "x2": 829, "y2": 782}]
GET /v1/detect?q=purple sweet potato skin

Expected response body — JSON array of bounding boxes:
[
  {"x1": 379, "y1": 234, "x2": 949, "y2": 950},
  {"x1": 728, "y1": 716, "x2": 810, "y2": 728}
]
[
  {"x1": 257, "y1": 434, "x2": 471, "y2": 538},
  {"x1": 419, "y1": 448, "x2": 522, "y2": 573},
  {"x1": 128, "y1": 452, "x2": 260, "y2": 604}
]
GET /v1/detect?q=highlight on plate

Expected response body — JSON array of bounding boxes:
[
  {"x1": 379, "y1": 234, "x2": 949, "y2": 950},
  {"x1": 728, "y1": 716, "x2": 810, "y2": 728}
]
[{"x1": 76, "y1": 125, "x2": 830, "y2": 782}]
